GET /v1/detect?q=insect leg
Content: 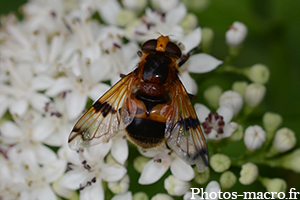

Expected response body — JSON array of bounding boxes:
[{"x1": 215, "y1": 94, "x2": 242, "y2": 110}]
[
  {"x1": 188, "y1": 93, "x2": 197, "y2": 100},
  {"x1": 178, "y1": 46, "x2": 198, "y2": 67}
]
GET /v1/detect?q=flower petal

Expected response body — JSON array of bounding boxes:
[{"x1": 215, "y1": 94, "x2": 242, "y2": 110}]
[
  {"x1": 165, "y1": 3, "x2": 186, "y2": 25},
  {"x1": 87, "y1": 83, "x2": 110, "y2": 101},
  {"x1": 170, "y1": 156, "x2": 195, "y2": 181},
  {"x1": 80, "y1": 181, "x2": 104, "y2": 200},
  {"x1": 98, "y1": 0, "x2": 121, "y2": 25},
  {"x1": 216, "y1": 106, "x2": 233, "y2": 124},
  {"x1": 44, "y1": 159, "x2": 67, "y2": 183},
  {"x1": 101, "y1": 164, "x2": 127, "y2": 182},
  {"x1": 35, "y1": 144, "x2": 57, "y2": 165},
  {"x1": 180, "y1": 27, "x2": 201, "y2": 53},
  {"x1": 29, "y1": 93, "x2": 50, "y2": 113},
  {"x1": 32, "y1": 118, "x2": 55, "y2": 142},
  {"x1": 138, "y1": 147, "x2": 159, "y2": 158},
  {"x1": 34, "y1": 185, "x2": 57, "y2": 200},
  {"x1": 187, "y1": 53, "x2": 222, "y2": 73},
  {"x1": 138, "y1": 159, "x2": 169, "y2": 184},
  {"x1": 45, "y1": 77, "x2": 72, "y2": 97},
  {"x1": 65, "y1": 90, "x2": 87, "y2": 120},
  {"x1": 60, "y1": 170, "x2": 89, "y2": 190},
  {"x1": 179, "y1": 71, "x2": 197, "y2": 94},
  {"x1": 0, "y1": 121, "x2": 23, "y2": 139},
  {"x1": 9, "y1": 98, "x2": 28, "y2": 116},
  {"x1": 85, "y1": 140, "x2": 112, "y2": 160},
  {"x1": 194, "y1": 103, "x2": 211, "y2": 122},
  {"x1": 111, "y1": 133, "x2": 129, "y2": 165},
  {"x1": 31, "y1": 75, "x2": 54, "y2": 91}
]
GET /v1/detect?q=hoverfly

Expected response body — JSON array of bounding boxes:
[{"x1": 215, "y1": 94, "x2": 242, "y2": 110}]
[{"x1": 68, "y1": 35, "x2": 208, "y2": 172}]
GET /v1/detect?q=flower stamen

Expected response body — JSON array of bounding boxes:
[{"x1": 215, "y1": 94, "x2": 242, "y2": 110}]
[{"x1": 202, "y1": 112, "x2": 225, "y2": 134}]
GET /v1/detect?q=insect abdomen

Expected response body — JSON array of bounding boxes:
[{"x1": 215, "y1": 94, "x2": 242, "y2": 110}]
[{"x1": 125, "y1": 117, "x2": 166, "y2": 148}]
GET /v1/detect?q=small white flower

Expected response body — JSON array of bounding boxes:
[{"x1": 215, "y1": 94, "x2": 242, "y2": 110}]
[
  {"x1": 244, "y1": 125, "x2": 266, "y2": 150},
  {"x1": 46, "y1": 53, "x2": 111, "y2": 120},
  {"x1": 138, "y1": 146, "x2": 194, "y2": 185},
  {"x1": 164, "y1": 175, "x2": 190, "y2": 196},
  {"x1": 0, "y1": 60, "x2": 52, "y2": 117},
  {"x1": 195, "y1": 104, "x2": 238, "y2": 141},
  {"x1": 22, "y1": 0, "x2": 71, "y2": 34},
  {"x1": 239, "y1": 162, "x2": 259, "y2": 185},
  {"x1": 225, "y1": 21, "x2": 248, "y2": 47},
  {"x1": 244, "y1": 83, "x2": 266, "y2": 107},
  {"x1": 19, "y1": 159, "x2": 66, "y2": 200},
  {"x1": 59, "y1": 142, "x2": 127, "y2": 200},
  {"x1": 219, "y1": 90, "x2": 243, "y2": 116},
  {"x1": 125, "y1": 3, "x2": 186, "y2": 41},
  {"x1": 273, "y1": 127, "x2": 296, "y2": 153},
  {"x1": 0, "y1": 111, "x2": 58, "y2": 165}
]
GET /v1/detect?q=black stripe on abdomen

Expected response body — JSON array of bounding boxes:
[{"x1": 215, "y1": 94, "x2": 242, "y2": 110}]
[{"x1": 126, "y1": 117, "x2": 166, "y2": 148}]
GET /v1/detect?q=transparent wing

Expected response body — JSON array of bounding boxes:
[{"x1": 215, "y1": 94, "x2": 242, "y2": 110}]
[
  {"x1": 166, "y1": 80, "x2": 208, "y2": 172},
  {"x1": 68, "y1": 73, "x2": 138, "y2": 151}
]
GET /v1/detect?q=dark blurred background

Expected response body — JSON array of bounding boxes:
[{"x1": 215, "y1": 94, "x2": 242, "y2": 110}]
[{"x1": 1, "y1": 0, "x2": 299, "y2": 197}]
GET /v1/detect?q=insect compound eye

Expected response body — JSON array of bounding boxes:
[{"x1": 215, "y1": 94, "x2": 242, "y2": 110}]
[
  {"x1": 141, "y1": 39, "x2": 157, "y2": 52},
  {"x1": 165, "y1": 42, "x2": 182, "y2": 58}
]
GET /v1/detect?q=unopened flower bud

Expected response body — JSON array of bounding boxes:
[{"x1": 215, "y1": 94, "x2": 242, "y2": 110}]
[
  {"x1": 232, "y1": 81, "x2": 248, "y2": 97},
  {"x1": 263, "y1": 112, "x2": 282, "y2": 133},
  {"x1": 273, "y1": 128, "x2": 296, "y2": 153},
  {"x1": 246, "y1": 64, "x2": 270, "y2": 84},
  {"x1": 194, "y1": 166, "x2": 210, "y2": 184},
  {"x1": 151, "y1": 0, "x2": 179, "y2": 12},
  {"x1": 226, "y1": 21, "x2": 248, "y2": 47},
  {"x1": 164, "y1": 175, "x2": 190, "y2": 196},
  {"x1": 182, "y1": 0, "x2": 209, "y2": 12},
  {"x1": 229, "y1": 124, "x2": 244, "y2": 141},
  {"x1": 116, "y1": 9, "x2": 136, "y2": 27},
  {"x1": 122, "y1": 0, "x2": 147, "y2": 12},
  {"x1": 219, "y1": 90, "x2": 243, "y2": 116},
  {"x1": 244, "y1": 125, "x2": 266, "y2": 150},
  {"x1": 108, "y1": 174, "x2": 130, "y2": 194},
  {"x1": 210, "y1": 154, "x2": 231, "y2": 173},
  {"x1": 245, "y1": 83, "x2": 266, "y2": 107},
  {"x1": 239, "y1": 162, "x2": 258, "y2": 185},
  {"x1": 281, "y1": 148, "x2": 300, "y2": 173},
  {"x1": 220, "y1": 171, "x2": 237, "y2": 190},
  {"x1": 133, "y1": 192, "x2": 149, "y2": 200},
  {"x1": 133, "y1": 156, "x2": 150, "y2": 173},
  {"x1": 201, "y1": 27, "x2": 214, "y2": 53},
  {"x1": 151, "y1": 193, "x2": 173, "y2": 200},
  {"x1": 180, "y1": 13, "x2": 198, "y2": 33},
  {"x1": 204, "y1": 85, "x2": 223, "y2": 108},
  {"x1": 260, "y1": 177, "x2": 287, "y2": 198}
]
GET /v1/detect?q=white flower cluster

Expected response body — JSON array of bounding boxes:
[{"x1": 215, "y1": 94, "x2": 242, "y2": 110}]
[
  {"x1": 1, "y1": 0, "x2": 296, "y2": 199},
  {"x1": 0, "y1": 0, "x2": 223, "y2": 199}
]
